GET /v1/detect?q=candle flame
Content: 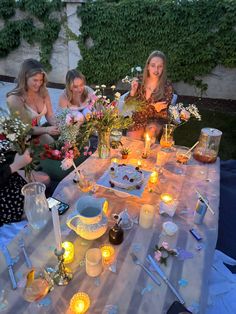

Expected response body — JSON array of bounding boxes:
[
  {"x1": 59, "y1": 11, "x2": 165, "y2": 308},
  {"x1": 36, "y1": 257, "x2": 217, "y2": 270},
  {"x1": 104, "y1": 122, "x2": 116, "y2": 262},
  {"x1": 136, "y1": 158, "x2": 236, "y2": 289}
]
[
  {"x1": 161, "y1": 193, "x2": 173, "y2": 203},
  {"x1": 145, "y1": 133, "x2": 151, "y2": 141}
]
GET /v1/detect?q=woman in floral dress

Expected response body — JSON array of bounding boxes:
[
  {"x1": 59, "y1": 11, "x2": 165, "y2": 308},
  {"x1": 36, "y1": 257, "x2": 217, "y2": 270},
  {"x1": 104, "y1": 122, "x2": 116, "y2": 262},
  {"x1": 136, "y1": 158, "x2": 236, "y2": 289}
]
[{"x1": 125, "y1": 50, "x2": 173, "y2": 140}]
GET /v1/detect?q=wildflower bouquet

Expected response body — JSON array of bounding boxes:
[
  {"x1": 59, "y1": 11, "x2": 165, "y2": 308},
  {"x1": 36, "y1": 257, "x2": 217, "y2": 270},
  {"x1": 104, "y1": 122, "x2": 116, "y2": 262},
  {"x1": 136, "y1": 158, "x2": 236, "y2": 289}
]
[
  {"x1": 77, "y1": 85, "x2": 133, "y2": 155},
  {"x1": 122, "y1": 66, "x2": 142, "y2": 84},
  {"x1": 168, "y1": 103, "x2": 201, "y2": 126},
  {"x1": 0, "y1": 110, "x2": 32, "y2": 154}
]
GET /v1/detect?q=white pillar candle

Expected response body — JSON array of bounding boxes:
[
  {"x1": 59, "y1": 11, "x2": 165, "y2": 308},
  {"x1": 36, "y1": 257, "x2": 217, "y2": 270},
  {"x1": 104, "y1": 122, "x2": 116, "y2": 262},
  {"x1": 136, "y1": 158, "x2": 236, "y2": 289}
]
[
  {"x1": 139, "y1": 204, "x2": 155, "y2": 229},
  {"x1": 51, "y1": 206, "x2": 62, "y2": 251},
  {"x1": 144, "y1": 133, "x2": 151, "y2": 156}
]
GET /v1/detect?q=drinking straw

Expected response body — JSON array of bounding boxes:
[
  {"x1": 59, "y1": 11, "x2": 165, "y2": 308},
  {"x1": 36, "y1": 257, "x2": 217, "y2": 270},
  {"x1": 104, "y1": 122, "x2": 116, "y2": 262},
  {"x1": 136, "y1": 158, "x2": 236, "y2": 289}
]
[
  {"x1": 72, "y1": 160, "x2": 80, "y2": 180},
  {"x1": 195, "y1": 189, "x2": 215, "y2": 215},
  {"x1": 165, "y1": 125, "x2": 168, "y2": 142},
  {"x1": 184, "y1": 141, "x2": 199, "y2": 156}
]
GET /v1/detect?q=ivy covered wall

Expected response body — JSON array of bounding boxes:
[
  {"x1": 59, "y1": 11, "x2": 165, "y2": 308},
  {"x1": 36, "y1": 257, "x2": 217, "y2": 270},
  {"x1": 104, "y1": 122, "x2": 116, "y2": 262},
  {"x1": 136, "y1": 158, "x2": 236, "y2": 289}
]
[
  {"x1": 78, "y1": 0, "x2": 236, "y2": 94},
  {"x1": 0, "y1": 0, "x2": 63, "y2": 71}
]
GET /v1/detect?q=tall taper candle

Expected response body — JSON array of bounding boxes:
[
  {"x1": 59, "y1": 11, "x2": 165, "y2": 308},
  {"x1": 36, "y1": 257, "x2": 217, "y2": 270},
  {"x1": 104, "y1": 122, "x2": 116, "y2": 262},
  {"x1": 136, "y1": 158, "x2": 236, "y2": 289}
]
[
  {"x1": 52, "y1": 205, "x2": 62, "y2": 251},
  {"x1": 144, "y1": 133, "x2": 151, "y2": 156}
]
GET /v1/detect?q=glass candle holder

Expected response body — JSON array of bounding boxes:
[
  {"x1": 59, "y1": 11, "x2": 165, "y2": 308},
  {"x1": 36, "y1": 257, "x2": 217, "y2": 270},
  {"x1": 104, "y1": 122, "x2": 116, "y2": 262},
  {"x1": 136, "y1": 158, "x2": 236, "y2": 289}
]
[
  {"x1": 159, "y1": 193, "x2": 177, "y2": 217},
  {"x1": 139, "y1": 204, "x2": 155, "y2": 229},
  {"x1": 69, "y1": 292, "x2": 90, "y2": 314},
  {"x1": 62, "y1": 241, "x2": 74, "y2": 264},
  {"x1": 100, "y1": 244, "x2": 115, "y2": 266},
  {"x1": 85, "y1": 248, "x2": 103, "y2": 277}
]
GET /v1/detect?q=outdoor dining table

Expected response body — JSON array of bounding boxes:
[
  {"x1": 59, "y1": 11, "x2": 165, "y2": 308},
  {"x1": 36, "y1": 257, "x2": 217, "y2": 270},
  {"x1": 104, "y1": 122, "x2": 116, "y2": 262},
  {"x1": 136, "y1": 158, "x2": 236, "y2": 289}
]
[{"x1": 0, "y1": 137, "x2": 220, "y2": 314}]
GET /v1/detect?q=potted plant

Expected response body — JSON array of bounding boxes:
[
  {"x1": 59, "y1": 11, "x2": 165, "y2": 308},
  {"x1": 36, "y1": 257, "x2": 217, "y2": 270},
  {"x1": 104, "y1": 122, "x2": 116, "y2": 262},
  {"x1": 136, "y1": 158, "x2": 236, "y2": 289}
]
[{"x1": 120, "y1": 147, "x2": 131, "y2": 159}]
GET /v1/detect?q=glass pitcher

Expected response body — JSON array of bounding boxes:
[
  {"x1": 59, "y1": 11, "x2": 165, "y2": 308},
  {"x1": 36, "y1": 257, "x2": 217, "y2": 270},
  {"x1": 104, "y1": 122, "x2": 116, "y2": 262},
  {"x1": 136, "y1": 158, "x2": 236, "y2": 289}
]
[
  {"x1": 193, "y1": 128, "x2": 222, "y2": 163},
  {"x1": 22, "y1": 182, "x2": 49, "y2": 230},
  {"x1": 160, "y1": 124, "x2": 175, "y2": 150}
]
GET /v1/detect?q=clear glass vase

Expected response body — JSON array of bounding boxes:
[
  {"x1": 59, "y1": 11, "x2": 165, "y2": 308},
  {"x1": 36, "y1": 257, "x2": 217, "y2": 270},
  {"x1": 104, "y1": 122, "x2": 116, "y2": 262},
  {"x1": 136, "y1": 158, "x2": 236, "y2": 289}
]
[
  {"x1": 97, "y1": 130, "x2": 111, "y2": 159},
  {"x1": 160, "y1": 124, "x2": 175, "y2": 151},
  {"x1": 21, "y1": 182, "x2": 49, "y2": 230}
]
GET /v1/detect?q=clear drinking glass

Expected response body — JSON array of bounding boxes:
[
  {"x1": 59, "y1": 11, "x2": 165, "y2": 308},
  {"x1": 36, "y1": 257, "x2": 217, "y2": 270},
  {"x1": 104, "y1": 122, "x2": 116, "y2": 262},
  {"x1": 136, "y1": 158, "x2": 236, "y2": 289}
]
[
  {"x1": 21, "y1": 182, "x2": 49, "y2": 230},
  {"x1": 160, "y1": 124, "x2": 175, "y2": 151},
  {"x1": 175, "y1": 147, "x2": 191, "y2": 175},
  {"x1": 77, "y1": 171, "x2": 96, "y2": 193}
]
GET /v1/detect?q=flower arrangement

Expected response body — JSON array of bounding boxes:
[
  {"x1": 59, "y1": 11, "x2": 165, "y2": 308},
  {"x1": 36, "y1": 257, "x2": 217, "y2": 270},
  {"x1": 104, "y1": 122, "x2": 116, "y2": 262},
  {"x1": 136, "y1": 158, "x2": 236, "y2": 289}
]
[
  {"x1": 154, "y1": 241, "x2": 177, "y2": 266},
  {"x1": 77, "y1": 85, "x2": 133, "y2": 153},
  {"x1": 168, "y1": 103, "x2": 201, "y2": 126},
  {"x1": 0, "y1": 110, "x2": 32, "y2": 154}
]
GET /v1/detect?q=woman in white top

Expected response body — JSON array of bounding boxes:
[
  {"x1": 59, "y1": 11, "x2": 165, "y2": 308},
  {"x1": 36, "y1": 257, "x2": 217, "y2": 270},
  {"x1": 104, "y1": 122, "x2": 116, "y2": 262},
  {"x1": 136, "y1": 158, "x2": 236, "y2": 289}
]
[
  {"x1": 7, "y1": 59, "x2": 59, "y2": 144},
  {"x1": 58, "y1": 69, "x2": 94, "y2": 125}
]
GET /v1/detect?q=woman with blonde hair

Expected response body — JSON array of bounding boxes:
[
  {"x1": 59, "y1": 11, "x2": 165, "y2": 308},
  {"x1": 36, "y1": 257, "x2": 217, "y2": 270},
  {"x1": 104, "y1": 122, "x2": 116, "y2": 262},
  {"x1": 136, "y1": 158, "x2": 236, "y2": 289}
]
[
  {"x1": 58, "y1": 69, "x2": 94, "y2": 125},
  {"x1": 7, "y1": 58, "x2": 59, "y2": 144},
  {"x1": 125, "y1": 50, "x2": 174, "y2": 140}
]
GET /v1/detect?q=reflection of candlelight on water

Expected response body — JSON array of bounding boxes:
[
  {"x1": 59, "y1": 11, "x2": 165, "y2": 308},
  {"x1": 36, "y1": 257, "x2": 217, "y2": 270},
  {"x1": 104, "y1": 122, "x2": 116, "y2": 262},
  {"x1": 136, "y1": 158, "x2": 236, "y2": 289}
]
[
  {"x1": 149, "y1": 171, "x2": 158, "y2": 184},
  {"x1": 100, "y1": 244, "x2": 115, "y2": 266},
  {"x1": 62, "y1": 241, "x2": 74, "y2": 264},
  {"x1": 70, "y1": 292, "x2": 90, "y2": 314},
  {"x1": 160, "y1": 193, "x2": 177, "y2": 217}
]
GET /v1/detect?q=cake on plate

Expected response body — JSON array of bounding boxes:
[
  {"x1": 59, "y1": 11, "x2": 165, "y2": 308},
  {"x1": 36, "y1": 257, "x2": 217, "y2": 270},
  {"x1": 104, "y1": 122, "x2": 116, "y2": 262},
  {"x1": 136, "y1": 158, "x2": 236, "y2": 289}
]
[{"x1": 109, "y1": 164, "x2": 144, "y2": 190}]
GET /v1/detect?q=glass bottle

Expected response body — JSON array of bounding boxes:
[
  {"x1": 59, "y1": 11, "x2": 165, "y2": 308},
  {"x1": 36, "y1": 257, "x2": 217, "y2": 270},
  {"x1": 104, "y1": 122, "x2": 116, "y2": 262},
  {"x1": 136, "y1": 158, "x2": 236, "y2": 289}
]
[
  {"x1": 22, "y1": 182, "x2": 49, "y2": 230},
  {"x1": 193, "y1": 128, "x2": 222, "y2": 163}
]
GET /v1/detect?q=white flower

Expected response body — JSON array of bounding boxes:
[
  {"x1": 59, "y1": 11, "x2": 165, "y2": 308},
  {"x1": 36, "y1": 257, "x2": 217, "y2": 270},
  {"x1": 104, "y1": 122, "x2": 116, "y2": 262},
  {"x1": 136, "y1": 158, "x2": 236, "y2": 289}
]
[
  {"x1": 95, "y1": 85, "x2": 100, "y2": 89},
  {"x1": 131, "y1": 67, "x2": 134, "y2": 73},
  {"x1": 136, "y1": 66, "x2": 142, "y2": 72},
  {"x1": 114, "y1": 92, "x2": 121, "y2": 99},
  {"x1": 110, "y1": 85, "x2": 116, "y2": 90},
  {"x1": 101, "y1": 84, "x2": 106, "y2": 88},
  {"x1": 60, "y1": 158, "x2": 73, "y2": 171},
  {"x1": 6, "y1": 133, "x2": 17, "y2": 141},
  {"x1": 186, "y1": 104, "x2": 201, "y2": 120}
]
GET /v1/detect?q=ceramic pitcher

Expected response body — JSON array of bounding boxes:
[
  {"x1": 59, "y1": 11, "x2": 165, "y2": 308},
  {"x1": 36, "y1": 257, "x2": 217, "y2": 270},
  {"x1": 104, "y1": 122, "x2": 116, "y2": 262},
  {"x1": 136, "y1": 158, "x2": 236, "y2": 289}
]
[{"x1": 66, "y1": 195, "x2": 108, "y2": 240}]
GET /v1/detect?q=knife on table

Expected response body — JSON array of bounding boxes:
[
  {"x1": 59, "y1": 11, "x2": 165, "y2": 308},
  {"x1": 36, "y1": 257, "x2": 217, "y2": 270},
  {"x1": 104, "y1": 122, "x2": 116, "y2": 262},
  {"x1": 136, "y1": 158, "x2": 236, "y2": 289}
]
[
  {"x1": 1, "y1": 245, "x2": 17, "y2": 290},
  {"x1": 147, "y1": 254, "x2": 185, "y2": 305}
]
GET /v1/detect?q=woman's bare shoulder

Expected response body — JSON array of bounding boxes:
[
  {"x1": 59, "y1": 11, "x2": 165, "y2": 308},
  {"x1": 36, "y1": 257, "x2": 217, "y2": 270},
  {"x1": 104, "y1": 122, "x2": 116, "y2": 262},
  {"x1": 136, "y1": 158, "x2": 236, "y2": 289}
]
[{"x1": 7, "y1": 94, "x2": 24, "y2": 108}]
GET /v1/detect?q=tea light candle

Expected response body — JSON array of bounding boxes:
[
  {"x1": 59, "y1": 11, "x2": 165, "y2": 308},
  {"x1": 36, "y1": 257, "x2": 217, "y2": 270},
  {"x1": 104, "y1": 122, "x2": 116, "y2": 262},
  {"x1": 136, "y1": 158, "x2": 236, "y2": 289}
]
[
  {"x1": 69, "y1": 292, "x2": 90, "y2": 314},
  {"x1": 111, "y1": 158, "x2": 118, "y2": 164},
  {"x1": 137, "y1": 159, "x2": 142, "y2": 167},
  {"x1": 100, "y1": 244, "x2": 115, "y2": 266},
  {"x1": 139, "y1": 204, "x2": 155, "y2": 229},
  {"x1": 159, "y1": 193, "x2": 177, "y2": 217},
  {"x1": 62, "y1": 241, "x2": 74, "y2": 264},
  {"x1": 85, "y1": 248, "x2": 103, "y2": 277},
  {"x1": 149, "y1": 171, "x2": 158, "y2": 184},
  {"x1": 144, "y1": 133, "x2": 151, "y2": 156}
]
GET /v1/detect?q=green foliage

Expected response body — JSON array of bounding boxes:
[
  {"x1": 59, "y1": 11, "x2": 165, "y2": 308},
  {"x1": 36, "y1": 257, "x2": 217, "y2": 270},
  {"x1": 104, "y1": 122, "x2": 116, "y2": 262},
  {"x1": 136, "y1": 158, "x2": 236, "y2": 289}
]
[
  {"x1": 77, "y1": 0, "x2": 236, "y2": 90},
  {"x1": 0, "y1": 0, "x2": 15, "y2": 20},
  {"x1": 0, "y1": 0, "x2": 62, "y2": 71}
]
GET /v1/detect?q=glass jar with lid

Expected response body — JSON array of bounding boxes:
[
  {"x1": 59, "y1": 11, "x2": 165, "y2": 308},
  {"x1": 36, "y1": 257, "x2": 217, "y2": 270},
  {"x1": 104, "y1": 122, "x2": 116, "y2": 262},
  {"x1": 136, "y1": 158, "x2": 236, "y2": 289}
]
[{"x1": 193, "y1": 128, "x2": 222, "y2": 163}]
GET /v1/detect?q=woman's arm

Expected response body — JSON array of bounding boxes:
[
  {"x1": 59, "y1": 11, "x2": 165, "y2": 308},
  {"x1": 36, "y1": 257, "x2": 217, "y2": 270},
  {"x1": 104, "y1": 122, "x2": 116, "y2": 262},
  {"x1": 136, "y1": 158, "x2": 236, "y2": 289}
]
[
  {"x1": 45, "y1": 94, "x2": 57, "y2": 126},
  {"x1": 7, "y1": 95, "x2": 31, "y2": 124}
]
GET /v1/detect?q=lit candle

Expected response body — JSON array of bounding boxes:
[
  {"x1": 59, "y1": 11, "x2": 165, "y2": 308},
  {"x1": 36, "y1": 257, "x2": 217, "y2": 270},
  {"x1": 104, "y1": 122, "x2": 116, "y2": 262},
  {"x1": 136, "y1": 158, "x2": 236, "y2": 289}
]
[
  {"x1": 139, "y1": 204, "x2": 155, "y2": 229},
  {"x1": 137, "y1": 159, "x2": 142, "y2": 167},
  {"x1": 149, "y1": 171, "x2": 158, "y2": 184},
  {"x1": 85, "y1": 248, "x2": 103, "y2": 277},
  {"x1": 100, "y1": 244, "x2": 115, "y2": 266},
  {"x1": 111, "y1": 158, "x2": 118, "y2": 164},
  {"x1": 62, "y1": 241, "x2": 74, "y2": 264},
  {"x1": 144, "y1": 133, "x2": 151, "y2": 156},
  {"x1": 51, "y1": 206, "x2": 62, "y2": 251},
  {"x1": 70, "y1": 292, "x2": 90, "y2": 314},
  {"x1": 159, "y1": 193, "x2": 177, "y2": 217}
]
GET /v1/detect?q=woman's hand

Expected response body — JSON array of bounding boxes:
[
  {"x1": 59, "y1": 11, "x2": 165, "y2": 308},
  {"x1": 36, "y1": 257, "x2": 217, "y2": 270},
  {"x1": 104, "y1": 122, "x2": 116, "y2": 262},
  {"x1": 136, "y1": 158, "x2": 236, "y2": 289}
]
[
  {"x1": 45, "y1": 126, "x2": 60, "y2": 136},
  {"x1": 130, "y1": 78, "x2": 139, "y2": 96},
  {"x1": 10, "y1": 150, "x2": 32, "y2": 173},
  {"x1": 152, "y1": 102, "x2": 167, "y2": 112}
]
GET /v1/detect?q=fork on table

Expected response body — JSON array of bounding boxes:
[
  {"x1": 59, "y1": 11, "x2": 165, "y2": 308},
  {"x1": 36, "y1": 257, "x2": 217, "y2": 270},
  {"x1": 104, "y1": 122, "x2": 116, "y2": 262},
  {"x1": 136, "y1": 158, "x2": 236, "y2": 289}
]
[{"x1": 18, "y1": 238, "x2": 32, "y2": 268}]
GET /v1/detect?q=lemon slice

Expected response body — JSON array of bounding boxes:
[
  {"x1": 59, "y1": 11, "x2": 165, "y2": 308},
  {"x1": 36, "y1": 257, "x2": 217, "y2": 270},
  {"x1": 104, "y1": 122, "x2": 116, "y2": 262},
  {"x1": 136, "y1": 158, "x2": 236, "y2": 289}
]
[{"x1": 26, "y1": 269, "x2": 35, "y2": 287}]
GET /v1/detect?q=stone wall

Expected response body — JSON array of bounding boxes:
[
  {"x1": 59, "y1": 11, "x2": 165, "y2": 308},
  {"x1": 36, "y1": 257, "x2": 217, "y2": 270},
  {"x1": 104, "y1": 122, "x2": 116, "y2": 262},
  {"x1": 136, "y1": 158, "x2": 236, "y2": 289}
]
[{"x1": 0, "y1": 1, "x2": 236, "y2": 100}]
